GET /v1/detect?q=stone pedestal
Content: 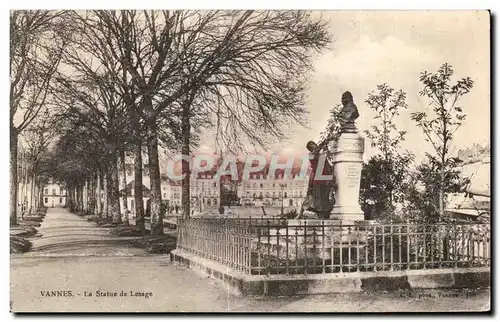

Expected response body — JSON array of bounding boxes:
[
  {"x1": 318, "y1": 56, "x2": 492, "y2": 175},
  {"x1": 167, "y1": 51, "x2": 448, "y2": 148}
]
[{"x1": 330, "y1": 129, "x2": 365, "y2": 221}]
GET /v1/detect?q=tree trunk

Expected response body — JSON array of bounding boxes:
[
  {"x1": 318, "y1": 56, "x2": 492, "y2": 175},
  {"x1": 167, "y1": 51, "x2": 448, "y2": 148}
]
[
  {"x1": 96, "y1": 171, "x2": 102, "y2": 217},
  {"x1": 33, "y1": 180, "x2": 38, "y2": 211},
  {"x1": 181, "y1": 102, "x2": 191, "y2": 219},
  {"x1": 110, "y1": 151, "x2": 122, "y2": 224},
  {"x1": 67, "y1": 185, "x2": 73, "y2": 211},
  {"x1": 78, "y1": 184, "x2": 84, "y2": 212},
  {"x1": 133, "y1": 140, "x2": 145, "y2": 233},
  {"x1": 439, "y1": 182, "x2": 444, "y2": 217},
  {"x1": 119, "y1": 149, "x2": 129, "y2": 225},
  {"x1": 87, "y1": 176, "x2": 94, "y2": 216},
  {"x1": 92, "y1": 174, "x2": 97, "y2": 215},
  {"x1": 103, "y1": 173, "x2": 110, "y2": 219},
  {"x1": 10, "y1": 130, "x2": 18, "y2": 225},
  {"x1": 83, "y1": 183, "x2": 87, "y2": 211},
  {"x1": 39, "y1": 183, "x2": 44, "y2": 208},
  {"x1": 146, "y1": 120, "x2": 163, "y2": 235},
  {"x1": 84, "y1": 181, "x2": 88, "y2": 212}
]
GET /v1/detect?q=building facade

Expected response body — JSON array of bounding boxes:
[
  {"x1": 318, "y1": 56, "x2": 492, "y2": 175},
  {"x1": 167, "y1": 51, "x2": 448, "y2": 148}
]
[
  {"x1": 238, "y1": 173, "x2": 308, "y2": 208},
  {"x1": 43, "y1": 183, "x2": 67, "y2": 207},
  {"x1": 118, "y1": 154, "x2": 312, "y2": 214}
]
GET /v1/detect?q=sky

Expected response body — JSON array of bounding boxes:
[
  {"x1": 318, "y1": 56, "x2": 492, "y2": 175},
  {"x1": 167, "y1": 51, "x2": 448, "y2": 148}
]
[{"x1": 199, "y1": 11, "x2": 490, "y2": 164}]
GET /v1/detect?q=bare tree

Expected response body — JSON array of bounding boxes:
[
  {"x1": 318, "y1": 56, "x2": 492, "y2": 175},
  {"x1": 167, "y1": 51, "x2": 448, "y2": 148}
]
[
  {"x1": 10, "y1": 10, "x2": 67, "y2": 225},
  {"x1": 172, "y1": 10, "x2": 331, "y2": 218},
  {"x1": 19, "y1": 109, "x2": 57, "y2": 215}
]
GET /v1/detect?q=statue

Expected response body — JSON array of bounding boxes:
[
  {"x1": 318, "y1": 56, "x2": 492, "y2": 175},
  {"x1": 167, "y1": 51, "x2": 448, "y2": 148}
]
[
  {"x1": 296, "y1": 140, "x2": 335, "y2": 220},
  {"x1": 339, "y1": 91, "x2": 359, "y2": 132},
  {"x1": 295, "y1": 91, "x2": 360, "y2": 220}
]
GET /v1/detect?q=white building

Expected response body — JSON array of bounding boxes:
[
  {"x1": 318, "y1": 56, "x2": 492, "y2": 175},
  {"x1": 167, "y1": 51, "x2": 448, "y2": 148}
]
[
  {"x1": 43, "y1": 183, "x2": 66, "y2": 207},
  {"x1": 239, "y1": 172, "x2": 308, "y2": 208}
]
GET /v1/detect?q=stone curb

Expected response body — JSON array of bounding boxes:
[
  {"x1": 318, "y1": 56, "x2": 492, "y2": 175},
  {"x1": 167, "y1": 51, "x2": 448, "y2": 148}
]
[{"x1": 170, "y1": 249, "x2": 490, "y2": 297}]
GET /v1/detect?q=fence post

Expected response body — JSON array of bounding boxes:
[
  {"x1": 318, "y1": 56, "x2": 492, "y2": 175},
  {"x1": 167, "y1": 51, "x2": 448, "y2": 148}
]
[
  {"x1": 347, "y1": 225, "x2": 352, "y2": 272},
  {"x1": 304, "y1": 220, "x2": 308, "y2": 275},
  {"x1": 266, "y1": 219, "x2": 271, "y2": 276},
  {"x1": 422, "y1": 224, "x2": 426, "y2": 269},
  {"x1": 285, "y1": 223, "x2": 290, "y2": 275},
  {"x1": 381, "y1": 224, "x2": 385, "y2": 271},
  {"x1": 322, "y1": 221, "x2": 326, "y2": 274},
  {"x1": 406, "y1": 220, "x2": 410, "y2": 270},
  {"x1": 454, "y1": 220, "x2": 458, "y2": 269},
  {"x1": 276, "y1": 226, "x2": 281, "y2": 275},
  {"x1": 356, "y1": 224, "x2": 360, "y2": 272},
  {"x1": 389, "y1": 221, "x2": 394, "y2": 271},
  {"x1": 312, "y1": 226, "x2": 317, "y2": 273},
  {"x1": 339, "y1": 220, "x2": 343, "y2": 273}
]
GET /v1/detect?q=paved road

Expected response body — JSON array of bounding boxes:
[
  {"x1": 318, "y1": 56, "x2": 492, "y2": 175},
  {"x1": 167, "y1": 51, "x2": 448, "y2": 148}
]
[{"x1": 10, "y1": 208, "x2": 491, "y2": 312}]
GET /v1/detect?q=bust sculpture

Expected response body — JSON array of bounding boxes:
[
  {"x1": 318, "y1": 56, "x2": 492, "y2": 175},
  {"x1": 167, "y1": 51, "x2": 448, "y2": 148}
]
[{"x1": 339, "y1": 91, "x2": 359, "y2": 132}]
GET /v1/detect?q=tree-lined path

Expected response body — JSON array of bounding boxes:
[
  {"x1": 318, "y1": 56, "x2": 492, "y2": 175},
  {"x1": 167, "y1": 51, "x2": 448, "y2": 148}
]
[{"x1": 16, "y1": 208, "x2": 146, "y2": 257}]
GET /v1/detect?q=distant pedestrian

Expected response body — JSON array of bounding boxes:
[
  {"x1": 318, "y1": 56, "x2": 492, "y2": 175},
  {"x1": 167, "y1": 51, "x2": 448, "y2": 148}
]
[
  {"x1": 218, "y1": 205, "x2": 225, "y2": 215},
  {"x1": 175, "y1": 205, "x2": 179, "y2": 215}
]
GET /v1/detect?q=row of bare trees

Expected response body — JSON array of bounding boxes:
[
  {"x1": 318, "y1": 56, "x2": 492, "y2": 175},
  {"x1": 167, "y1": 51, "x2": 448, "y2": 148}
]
[{"x1": 10, "y1": 10, "x2": 331, "y2": 235}]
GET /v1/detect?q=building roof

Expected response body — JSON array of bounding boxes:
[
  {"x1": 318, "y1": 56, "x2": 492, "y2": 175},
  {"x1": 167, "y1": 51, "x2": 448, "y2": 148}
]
[
  {"x1": 461, "y1": 160, "x2": 490, "y2": 197},
  {"x1": 120, "y1": 181, "x2": 151, "y2": 197}
]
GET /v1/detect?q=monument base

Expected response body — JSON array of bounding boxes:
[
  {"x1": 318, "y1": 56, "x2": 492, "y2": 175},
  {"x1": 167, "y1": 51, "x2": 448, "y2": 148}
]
[{"x1": 330, "y1": 206, "x2": 364, "y2": 222}]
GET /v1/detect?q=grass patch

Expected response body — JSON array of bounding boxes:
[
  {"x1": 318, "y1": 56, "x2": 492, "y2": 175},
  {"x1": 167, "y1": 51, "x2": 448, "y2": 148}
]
[
  {"x1": 130, "y1": 234, "x2": 177, "y2": 254},
  {"x1": 22, "y1": 215, "x2": 44, "y2": 222},
  {"x1": 11, "y1": 226, "x2": 38, "y2": 237},
  {"x1": 10, "y1": 235, "x2": 32, "y2": 254},
  {"x1": 110, "y1": 226, "x2": 148, "y2": 237},
  {"x1": 18, "y1": 220, "x2": 41, "y2": 228}
]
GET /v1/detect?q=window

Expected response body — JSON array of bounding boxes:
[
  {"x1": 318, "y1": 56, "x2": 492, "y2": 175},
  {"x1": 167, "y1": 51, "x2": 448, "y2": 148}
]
[
  {"x1": 260, "y1": 183, "x2": 263, "y2": 188},
  {"x1": 52, "y1": 189, "x2": 56, "y2": 195},
  {"x1": 59, "y1": 198, "x2": 63, "y2": 204},
  {"x1": 273, "y1": 191, "x2": 276, "y2": 197},
  {"x1": 273, "y1": 183, "x2": 275, "y2": 187},
  {"x1": 253, "y1": 183, "x2": 256, "y2": 188},
  {"x1": 44, "y1": 198, "x2": 48, "y2": 203},
  {"x1": 44, "y1": 189, "x2": 48, "y2": 195},
  {"x1": 213, "y1": 182, "x2": 216, "y2": 188},
  {"x1": 253, "y1": 193, "x2": 256, "y2": 198},
  {"x1": 163, "y1": 193, "x2": 166, "y2": 198}
]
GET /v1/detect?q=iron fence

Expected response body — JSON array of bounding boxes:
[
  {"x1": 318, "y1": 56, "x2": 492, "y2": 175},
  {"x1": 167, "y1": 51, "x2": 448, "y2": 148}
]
[{"x1": 176, "y1": 218, "x2": 490, "y2": 275}]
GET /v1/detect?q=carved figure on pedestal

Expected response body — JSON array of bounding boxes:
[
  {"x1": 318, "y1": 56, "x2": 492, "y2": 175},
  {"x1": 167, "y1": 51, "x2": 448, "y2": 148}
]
[
  {"x1": 297, "y1": 140, "x2": 335, "y2": 220},
  {"x1": 296, "y1": 91, "x2": 361, "y2": 220},
  {"x1": 339, "y1": 91, "x2": 359, "y2": 132}
]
